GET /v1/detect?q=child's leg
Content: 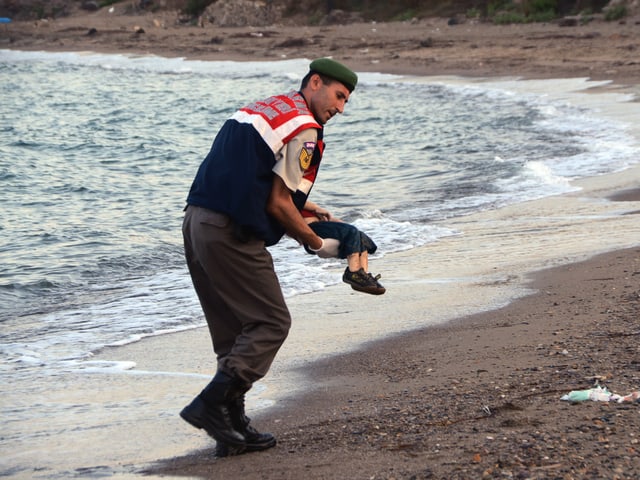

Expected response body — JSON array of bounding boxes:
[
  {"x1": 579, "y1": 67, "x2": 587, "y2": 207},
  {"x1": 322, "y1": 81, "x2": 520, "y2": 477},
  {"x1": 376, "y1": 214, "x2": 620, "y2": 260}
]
[
  {"x1": 347, "y1": 252, "x2": 361, "y2": 272},
  {"x1": 347, "y1": 251, "x2": 369, "y2": 273},
  {"x1": 359, "y1": 251, "x2": 369, "y2": 272}
]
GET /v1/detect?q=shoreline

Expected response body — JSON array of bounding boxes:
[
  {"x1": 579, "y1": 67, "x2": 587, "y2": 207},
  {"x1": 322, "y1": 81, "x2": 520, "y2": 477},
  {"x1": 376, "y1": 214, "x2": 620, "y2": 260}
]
[
  {"x1": 2, "y1": 9, "x2": 640, "y2": 89},
  {"x1": 92, "y1": 160, "x2": 640, "y2": 479},
  {"x1": 3, "y1": 10, "x2": 640, "y2": 479},
  {"x1": 131, "y1": 242, "x2": 640, "y2": 479},
  {"x1": 142, "y1": 246, "x2": 640, "y2": 480}
]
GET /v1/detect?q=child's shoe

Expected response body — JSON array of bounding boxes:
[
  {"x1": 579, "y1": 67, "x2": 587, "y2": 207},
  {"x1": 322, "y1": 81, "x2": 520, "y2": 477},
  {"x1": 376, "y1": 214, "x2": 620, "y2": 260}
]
[{"x1": 342, "y1": 267, "x2": 386, "y2": 295}]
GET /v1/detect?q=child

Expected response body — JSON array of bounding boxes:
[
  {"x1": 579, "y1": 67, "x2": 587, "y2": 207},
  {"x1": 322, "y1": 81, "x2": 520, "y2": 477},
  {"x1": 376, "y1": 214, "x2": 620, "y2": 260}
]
[{"x1": 302, "y1": 201, "x2": 385, "y2": 295}]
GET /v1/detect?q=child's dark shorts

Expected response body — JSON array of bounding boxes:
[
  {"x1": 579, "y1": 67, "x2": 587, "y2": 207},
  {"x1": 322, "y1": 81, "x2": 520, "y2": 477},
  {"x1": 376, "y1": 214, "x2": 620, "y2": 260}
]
[{"x1": 304, "y1": 221, "x2": 377, "y2": 259}]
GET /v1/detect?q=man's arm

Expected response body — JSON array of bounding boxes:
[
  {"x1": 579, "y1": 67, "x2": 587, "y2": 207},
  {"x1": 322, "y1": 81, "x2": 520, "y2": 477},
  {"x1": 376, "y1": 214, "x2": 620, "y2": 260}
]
[{"x1": 267, "y1": 175, "x2": 323, "y2": 250}]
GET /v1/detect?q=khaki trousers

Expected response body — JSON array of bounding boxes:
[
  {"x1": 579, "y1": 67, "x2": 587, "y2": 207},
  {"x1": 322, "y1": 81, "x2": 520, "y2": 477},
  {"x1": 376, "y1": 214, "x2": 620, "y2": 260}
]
[{"x1": 182, "y1": 205, "x2": 291, "y2": 385}]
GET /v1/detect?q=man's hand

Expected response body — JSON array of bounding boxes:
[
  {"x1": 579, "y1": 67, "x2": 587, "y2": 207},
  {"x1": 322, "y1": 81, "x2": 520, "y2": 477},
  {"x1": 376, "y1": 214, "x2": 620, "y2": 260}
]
[{"x1": 310, "y1": 238, "x2": 340, "y2": 258}]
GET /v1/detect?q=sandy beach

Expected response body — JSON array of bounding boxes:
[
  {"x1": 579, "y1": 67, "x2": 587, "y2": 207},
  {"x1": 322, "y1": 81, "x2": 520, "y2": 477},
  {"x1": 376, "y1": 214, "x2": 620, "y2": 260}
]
[
  {"x1": 2, "y1": 6, "x2": 640, "y2": 87},
  {"x1": 142, "y1": 245, "x2": 640, "y2": 480},
  {"x1": 2, "y1": 5, "x2": 640, "y2": 479}
]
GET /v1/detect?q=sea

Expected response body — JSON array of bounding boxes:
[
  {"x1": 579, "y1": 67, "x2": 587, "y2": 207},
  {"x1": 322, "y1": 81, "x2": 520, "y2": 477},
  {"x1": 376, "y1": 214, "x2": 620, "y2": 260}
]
[{"x1": 0, "y1": 50, "x2": 638, "y2": 478}]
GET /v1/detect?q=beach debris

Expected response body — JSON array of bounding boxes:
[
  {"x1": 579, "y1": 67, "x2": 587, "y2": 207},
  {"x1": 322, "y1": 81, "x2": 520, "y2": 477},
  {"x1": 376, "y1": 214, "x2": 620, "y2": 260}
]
[
  {"x1": 557, "y1": 16, "x2": 579, "y2": 27},
  {"x1": 561, "y1": 385, "x2": 640, "y2": 403},
  {"x1": 81, "y1": 1, "x2": 99, "y2": 12},
  {"x1": 420, "y1": 38, "x2": 434, "y2": 48}
]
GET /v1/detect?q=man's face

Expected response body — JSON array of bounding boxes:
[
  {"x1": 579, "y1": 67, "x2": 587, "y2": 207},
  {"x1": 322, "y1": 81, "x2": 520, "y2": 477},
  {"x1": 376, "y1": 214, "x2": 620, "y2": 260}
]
[{"x1": 307, "y1": 74, "x2": 350, "y2": 125}]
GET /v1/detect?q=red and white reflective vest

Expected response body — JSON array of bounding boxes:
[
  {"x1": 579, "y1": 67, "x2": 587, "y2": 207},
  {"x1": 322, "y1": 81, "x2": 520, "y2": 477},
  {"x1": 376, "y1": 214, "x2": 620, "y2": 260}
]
[{"x1": 187, "y1": 91, "x2": 324, "y2": 245}]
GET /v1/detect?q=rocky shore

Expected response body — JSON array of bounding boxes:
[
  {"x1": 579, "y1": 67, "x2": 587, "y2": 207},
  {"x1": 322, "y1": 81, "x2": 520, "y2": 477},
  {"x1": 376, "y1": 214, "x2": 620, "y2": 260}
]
[{"x1": 1, "y1": 4, "x2": 639, "y2": 87}]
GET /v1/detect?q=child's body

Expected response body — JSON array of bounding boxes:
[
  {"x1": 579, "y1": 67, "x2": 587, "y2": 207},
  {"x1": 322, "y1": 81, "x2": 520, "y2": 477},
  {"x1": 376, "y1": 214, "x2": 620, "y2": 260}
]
[{"x1": 302, "y1": 202, "x2": 385, "y2": 295}]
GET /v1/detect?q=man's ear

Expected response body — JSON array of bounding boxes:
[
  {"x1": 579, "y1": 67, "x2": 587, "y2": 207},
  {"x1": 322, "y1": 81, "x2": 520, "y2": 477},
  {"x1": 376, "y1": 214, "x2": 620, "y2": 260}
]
[{"x1": 309, "y1": 73, "x2": 323, "y2": 90}]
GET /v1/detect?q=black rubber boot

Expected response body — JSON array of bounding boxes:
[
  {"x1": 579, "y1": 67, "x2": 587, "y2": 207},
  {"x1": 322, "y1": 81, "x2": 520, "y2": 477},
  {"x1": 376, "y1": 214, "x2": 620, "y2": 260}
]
[
  {"x1": 180, "y1": 371, "x2": 247, "y2": 450},
  {"x1": 214, "y1": 393, "x2": 276, "y2": 457},
  {"x1": 232, "y1": 394, "x2": 277, "y2": 449}
]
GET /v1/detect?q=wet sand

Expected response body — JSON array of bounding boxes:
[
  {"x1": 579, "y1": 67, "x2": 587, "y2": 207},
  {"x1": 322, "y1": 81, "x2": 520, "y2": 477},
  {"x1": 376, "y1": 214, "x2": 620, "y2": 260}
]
[
  {"x1": 98, "y1": 161, "x2": 640, "y2": 479},
  {"x1": 143, "y1": 245, "x2": 640, "y2": 480}
]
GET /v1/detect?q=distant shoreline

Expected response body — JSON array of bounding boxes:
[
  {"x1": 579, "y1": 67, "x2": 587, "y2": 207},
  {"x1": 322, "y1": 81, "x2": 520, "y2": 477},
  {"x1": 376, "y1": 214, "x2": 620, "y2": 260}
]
[{"x1": 2, "y1": 8, "x2": 639, "y2": 89}]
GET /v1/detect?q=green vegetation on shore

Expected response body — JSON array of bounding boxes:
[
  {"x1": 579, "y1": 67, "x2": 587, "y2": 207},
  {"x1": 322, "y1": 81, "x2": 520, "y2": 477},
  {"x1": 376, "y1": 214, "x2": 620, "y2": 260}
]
[{"x1": 0, "y1": 0, "x2": 627, "y2": 24}]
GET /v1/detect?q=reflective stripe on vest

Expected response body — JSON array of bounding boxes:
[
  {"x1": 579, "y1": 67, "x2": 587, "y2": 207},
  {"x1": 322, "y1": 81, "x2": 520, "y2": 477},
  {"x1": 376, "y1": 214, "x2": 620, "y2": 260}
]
[{"x1": 231, "y1": 91, "x2": 321, "y2": 154}]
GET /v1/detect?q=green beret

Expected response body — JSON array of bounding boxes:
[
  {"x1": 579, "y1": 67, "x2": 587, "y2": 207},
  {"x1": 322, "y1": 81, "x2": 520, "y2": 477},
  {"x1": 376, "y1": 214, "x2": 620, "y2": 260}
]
[{"x1": 309, "y1": 58, "x2": 358, "y2": 92}]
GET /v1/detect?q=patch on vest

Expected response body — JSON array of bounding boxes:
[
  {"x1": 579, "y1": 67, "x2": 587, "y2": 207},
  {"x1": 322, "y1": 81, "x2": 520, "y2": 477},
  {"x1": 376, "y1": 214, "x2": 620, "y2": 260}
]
[{"x1": 299, "y1": 142, "x2": 316, "y2": 170}]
